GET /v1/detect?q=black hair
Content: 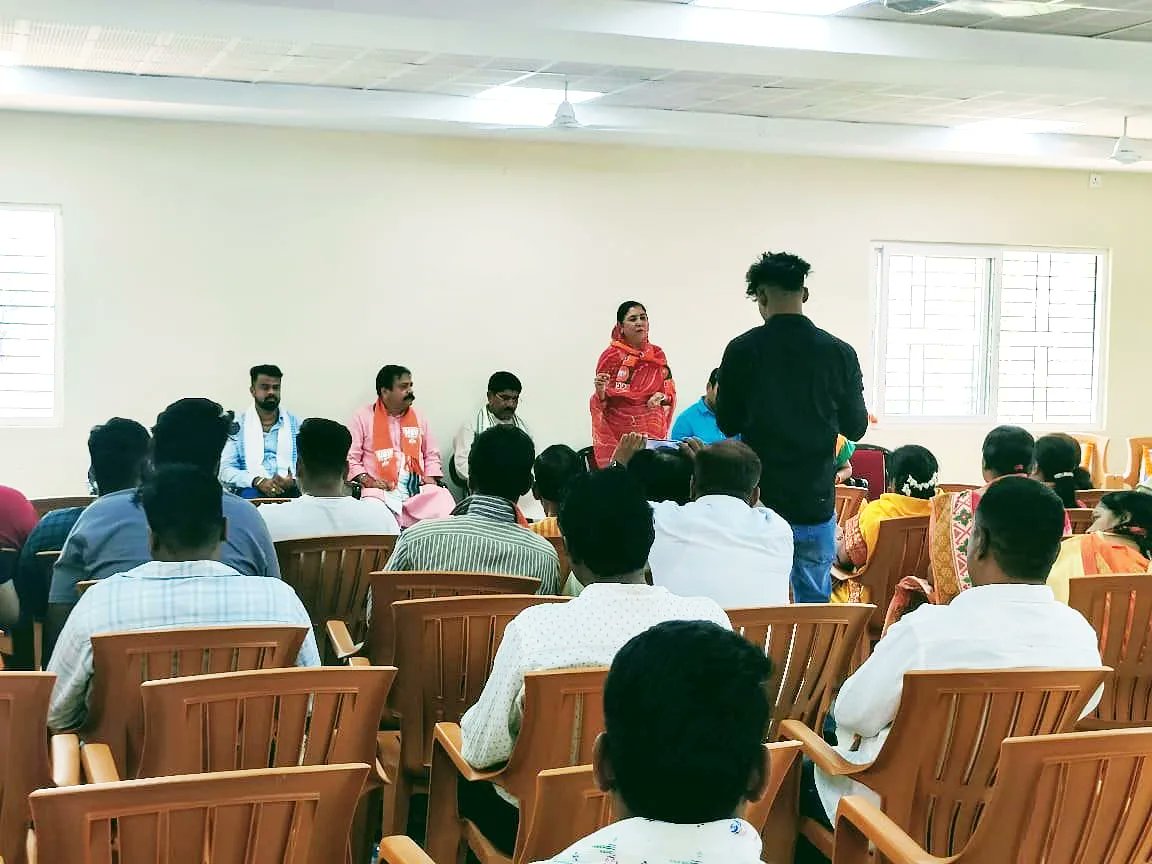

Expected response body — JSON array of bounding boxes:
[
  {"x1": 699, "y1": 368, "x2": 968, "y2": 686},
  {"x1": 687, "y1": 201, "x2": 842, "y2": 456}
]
[
  {"x1": 138, "y1": 464, "x2": 224, "y2": 551},
  {"x1": 745, "y1": 251, "x2": 811, "y2": 297},
  {"x1": 533, "y1": 444, "x2": 586, "y2": 505},
  {"x1": 487, "y1": 371, "x2": 522, "y2": 394},
  {"x1": 296, "y1": 418, "x2": 352, "y2": 478},
  {"x1": 972, "y1": 476, "x2": 1065, "y2": 583},
  {"x1": 468, "y1": 425, "x2": 535, "y2": 501},
  {"x1": 1034, "y1": 434, "x2": 1086, "y2": 508},
  {"x1": 375, "y1": 365, "x2": 411, "y2": 394},
  {"x1": 249, "y1": 364, "x2": 283, "y2": 383},
  {"x1": 982, "y1": 425, "x2": 1036, "y2": 478},
  {"x1": 628, "y1": 447, "x2": 693, "y2": 505},
  {"x1": 707, "y1": 368, "x2": 720, "y2": 389},
  {"x1": 694, "y1": 441, "x2": 761, "y2": 500},
  {"x1": 88, "y1": 418, "x2": 151, "y2": 495},
  {"x1": 887, "y1": 444, "x2": 939, "y2": 500},
  {"x1": 616, "y1": 301, "x2": 646, "y2": 324},
  {"x1": 558, "y1": 468, "x2": 654, "y2": 579},
  {"x1": 1099, "y1": 491, "x2": 1152, "y2": 559},
  {"x1": 604, "y1": 620, "x2": 772, "y2": 823},
  {"x1": 152, "y1": 398, "x2": 231, "y2": 474}
]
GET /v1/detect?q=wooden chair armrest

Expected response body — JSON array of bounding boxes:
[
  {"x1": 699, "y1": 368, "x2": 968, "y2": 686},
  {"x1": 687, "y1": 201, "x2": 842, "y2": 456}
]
[
  {"x1": 325, "y1": 619, "x2": 361, "y2": 660},
  {"x1": 348, "y1": 656, "x2": 372, "y2": 668},
  {"x1": 833, "y1": 796, "x2": 947, "y2": 864},
  {"x1": 378, "y1": 835, "x2": 436, "y2": 864},
  {"x1": 1103, "y1": 474, "x2": 1128, "y2": 490},
  {"x1": 432, "y1": 722, "x2": 505, "y2": 783},
  {"x1": 778, "y1": 720, "x2": 873, "y2": 777},
  {"x1": 80, "y1": 742, "x2": 121, "y2": 783},
  {"x1": 49, "y1": 734, "x2": 81, "y2": 786}
]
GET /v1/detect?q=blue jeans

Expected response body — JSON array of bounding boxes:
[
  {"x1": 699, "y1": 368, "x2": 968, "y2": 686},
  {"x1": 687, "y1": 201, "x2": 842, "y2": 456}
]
[{"x1": 790, "y1": 516, "x2": 837, "y2": 603}]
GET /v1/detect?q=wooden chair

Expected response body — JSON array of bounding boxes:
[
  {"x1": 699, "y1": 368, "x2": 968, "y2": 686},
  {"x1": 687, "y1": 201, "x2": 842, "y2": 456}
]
[
  {"x1": 26, "y1": 763, "x2": 369, "y2": 864},
  {"x1": 275, "y1": 534, "x2": 398, "y2": 648},
  {"x1": 834, "y1": 486, "x2": 868, "y2": 528},
  {"x1": 372, "y1": 594, "x2": 567, "y2": 836},
  {"x1": 0, "y1": 673, "x2": 79, "y2": 864},
  {"x1": 1066, "y1": 507, "x2": 1095, "y2": 535},
  {"x1": 77, "y1": 625, "x2": 307, "y2": 778},
  {"x1": 833, "y1": 728, "x2": 1152, "y2": 864},
  {"x1": 1071, "y1": 433, "x2": 1110, "y2": 488},
  {"x1": 781, "y1": 667, "x2": 1109, "y2": 860},
  {"x1": 937, "y1": 482, "x2": 978, "y2": 494},
  {"x1": 251, "y1": 496, "x2": 293, "y2": 505},
  {"x1": 1107, "y1": 435, "x2": 1152, "y2": 490},
  {"x1": 426, "y1": 666, "x2": 609, "y2": 864},
  {"x1": 1078, "y1": 488, "x2": 1109, "y2": 509},
  {"x1": 28, "y1": 496, "x2": 93, "y2": 519},
  {"x1": 327, "y1": 570, "x2": 543, "y2": 668},
  {"x1": 1068, "y1": 574, "x2": 1152, "y2": 730}
]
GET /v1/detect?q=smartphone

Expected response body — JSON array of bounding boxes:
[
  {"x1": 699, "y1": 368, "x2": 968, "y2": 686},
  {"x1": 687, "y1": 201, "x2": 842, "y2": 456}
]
[{"x1": 645, "y1": 438, "x2": 679, "y2": 451}]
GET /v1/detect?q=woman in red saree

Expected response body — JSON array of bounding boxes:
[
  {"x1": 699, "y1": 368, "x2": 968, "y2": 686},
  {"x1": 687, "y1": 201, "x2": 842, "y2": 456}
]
[{"x1": 590, "y1": 301, "x2": 676, "y2": 467}]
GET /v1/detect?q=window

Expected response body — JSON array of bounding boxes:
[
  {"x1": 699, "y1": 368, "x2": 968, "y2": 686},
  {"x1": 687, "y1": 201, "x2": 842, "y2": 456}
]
[
  {"x1": 874, "y1": 243, "x2": 1106, "y2": 426},
  {"x1": 0, "y1": 206, "x2": 59, "y2": 422}
]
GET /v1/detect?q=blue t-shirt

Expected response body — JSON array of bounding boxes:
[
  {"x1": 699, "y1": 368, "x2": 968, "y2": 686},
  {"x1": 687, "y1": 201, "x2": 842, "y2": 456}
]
[
  {"x1": 48, "y1": 488, "x2": 280, "y2": 605},
  {"x1": 670, "y1": 398, "x2": 727, "y2": 445}
]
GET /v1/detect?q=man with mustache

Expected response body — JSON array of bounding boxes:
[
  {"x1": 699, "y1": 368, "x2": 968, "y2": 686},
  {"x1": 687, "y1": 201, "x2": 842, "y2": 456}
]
[
  {"x1": 347, "y1": 364, "x2": 444, "y2": 514},
  {"x1": 219, "y1": 364, "x2": 302, "y2": 499}
]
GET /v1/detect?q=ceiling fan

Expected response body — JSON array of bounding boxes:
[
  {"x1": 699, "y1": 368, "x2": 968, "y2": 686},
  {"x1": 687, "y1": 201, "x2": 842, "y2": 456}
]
[{"x1": 883, "y1": 1, "x2": 1130, "y2": 16}]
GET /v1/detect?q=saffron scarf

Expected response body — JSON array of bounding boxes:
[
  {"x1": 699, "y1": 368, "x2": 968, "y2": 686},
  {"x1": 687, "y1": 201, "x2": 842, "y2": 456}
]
[
  {"x1": 370, "y1": 402, "x2": 424, "y2": 490},
  {"x1": 590, "y1": 325, "x2": 676, "y2": 467}
]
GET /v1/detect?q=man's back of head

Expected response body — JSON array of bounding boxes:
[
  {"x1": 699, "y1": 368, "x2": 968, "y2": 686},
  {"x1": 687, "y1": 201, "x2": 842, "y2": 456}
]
[
  {"x1": 559, "y1": 468, "x2": 653, "y2": 585},
  {"x1": 969, "y1": 476, "x2": 1065, "y2": 586},
  {"x1": 599, "y1": 620, "x2": 772, "y2": 824},
  {"x1": 295, "y1": 418, "x2": 352, "y2": 494},
  {"x1": 533, "y1": 444, "x2": 586, "y2": 508},
  {"x1": 139, "y1": 464, "x2": 225, "y2": 562},
  {"x1": 468, "y1": 425, "x2": 535, "y2": 501},
  {"x1": 88, "y1": 418, "x2": 151, "y2": 495},
  {"x1": 628, "y1": 447, "x2": 692, "y2": 505},
  {"x1": 693, "y1": 441, "x2": 761, "y2": 505},
  {"x1": 152, "y1": 398, "x2": 232, "y2": 474}
]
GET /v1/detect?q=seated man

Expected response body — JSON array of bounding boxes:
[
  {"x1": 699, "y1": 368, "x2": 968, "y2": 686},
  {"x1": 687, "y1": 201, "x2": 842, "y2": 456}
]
[
  {"x1": 219, "y1": 364, "x2": 303, "y2": 499},
  {"x1": 540, "y1": 620, "x2": 773, "y2": 864},
  {"x1": 383, "y1": 425, "x2": 560, "y2": 594},
  {"x1": 669, "y1": 367, "x2": 727, "y2": 445},
  {"x1": 458, "y1": 466, "x2": 730, "y2": 853},
  {"x1": 528, "y1": 444, "x2": 586, "y2": 540},
  {"x1": 259, "y1": 418, "x2": 400, "y2": 542},
  {"x1": 804, "y1": 477, "x2": 1103, "y2": 838},
  {"x1": 46, "y1": 464, "x2": 318, "y2": 732},
  {"x1": 16, "y1": 418, "x2": 150, "y2": 631},
  {"x1": 48, "y1": 399, "x2": 281, "y2": 654},
  {"x1": 625, "y1": 445, "x2": 693, "y2": 505}
]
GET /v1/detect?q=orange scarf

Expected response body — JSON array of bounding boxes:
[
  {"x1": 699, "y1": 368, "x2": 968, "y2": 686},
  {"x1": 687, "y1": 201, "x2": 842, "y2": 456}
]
[{"x1": 370, "y1": 402, "x2": 424, "y2": 487}]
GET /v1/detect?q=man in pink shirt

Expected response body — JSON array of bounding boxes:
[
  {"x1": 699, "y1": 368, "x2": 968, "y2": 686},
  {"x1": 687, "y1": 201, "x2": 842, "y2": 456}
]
[{"x1": 348, "y1": 365, "x2": 444, "y2": 514}]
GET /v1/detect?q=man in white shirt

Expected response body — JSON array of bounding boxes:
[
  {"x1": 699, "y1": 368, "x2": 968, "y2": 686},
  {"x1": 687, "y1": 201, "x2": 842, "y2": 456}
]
[
  {"x1": 259, "y1": 418, "x2": 399, "y2": 542},
  {"x1": 458, "y1": 466, "x2": 730, "y2": 854},
  {"x1": 538, "y1": 620, "x2": 771, "y2": 864},
  {"x1": 802, "y1": 476, "x2": 1103, "y2": 848}
]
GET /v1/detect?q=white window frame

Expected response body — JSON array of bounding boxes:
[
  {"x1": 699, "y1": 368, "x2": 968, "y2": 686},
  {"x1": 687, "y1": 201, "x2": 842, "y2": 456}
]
[
  {"x1": 0, "y1": 203, "x2": 63, "y2": 428},
  {"x1": 871, "y1": 241, "x2": 1109, "y2": 430}
]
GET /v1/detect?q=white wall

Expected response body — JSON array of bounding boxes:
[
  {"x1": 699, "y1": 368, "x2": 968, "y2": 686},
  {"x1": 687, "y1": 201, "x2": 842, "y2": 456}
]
[{"x1": 0, "y1": 111, "x2": 1148, "y2": 495}]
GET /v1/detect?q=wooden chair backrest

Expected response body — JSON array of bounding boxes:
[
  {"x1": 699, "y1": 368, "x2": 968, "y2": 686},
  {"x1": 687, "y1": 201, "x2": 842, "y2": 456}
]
[
  {"x1": 275, "y1": 535, "x2": 398, "y2": 634},
  {"x1": 365, "y1": 570, "x2": 542, "y2": 667},
  {"x1": 862, "y1": 667, "x2": 1109, "y2": 857},
  {"x1": 1068, "y1": 574, "x2": 1152, "y2": 729},
  {"x1": 1071, "y1": 433, "x2": 1110, "y2": 488},
  {"x1": 137, "y1": 666, "x2": 395, "y2": 778},
  {"x1": 1078, "y1": 489, "x2": 1108, "y2": 510},
  {"x1": 544, "y1": 535, "x2": 570, "y2": 580},
  {"x1": 834, "y1": 486, "x2": 868, "y2": 527},
  {"x1": 1066, "y1": 508, "x2": 1095, "y2": 535},
  {"x1": 938, "y1": 483, "x2": 979, "y2": 494},
  {"x1": 85, "y1": 625, "x2": 307, "y2": 777},
  {"x1": 29, "y1": 496, "x2": 94, "y2": 519},
  {"x1": 0, "y1": 673, "x2": 53, "y2": 864},
  {"x1": 391, "y1": 594, "x2": 567, "y2": 776},
  {"x1": 519, "y1": 741, "x2": 802, "y2": 864},
  {"x1": 728, "y1": 604, "x2": 873, "y2": 740},
  {"x1": 856, "y1": 515, "x2": 929, "y2": 637},
  {"x1": 1117, "y1": 435, "x2": 1152, "y2": 489},
  {"x1": 944, "y1": 729, "x2": 1152, "y2": 864},
  {"x1": 29, "y1": 763, "x2": 369, "y2": 864},
  {"x1": 75, "y1": 579, "x2": 96, "y2": 597}
]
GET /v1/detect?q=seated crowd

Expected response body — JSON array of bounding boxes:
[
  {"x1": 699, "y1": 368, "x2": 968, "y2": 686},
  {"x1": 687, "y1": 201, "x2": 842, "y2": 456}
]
[{"x1": 0, "y1": 366, "x2": 1147, "y2": 864}]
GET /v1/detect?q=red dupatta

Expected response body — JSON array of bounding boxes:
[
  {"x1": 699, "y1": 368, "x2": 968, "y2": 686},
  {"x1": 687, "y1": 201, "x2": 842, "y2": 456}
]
[{"x1": 590, "y1": 325, "x2": 676, "y2": 467}]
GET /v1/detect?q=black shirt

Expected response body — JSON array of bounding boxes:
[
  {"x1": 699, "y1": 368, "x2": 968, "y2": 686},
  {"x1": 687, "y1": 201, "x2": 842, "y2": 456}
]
[{"x1": 716, "y1": 315, "x2": 869, "y2": 525}]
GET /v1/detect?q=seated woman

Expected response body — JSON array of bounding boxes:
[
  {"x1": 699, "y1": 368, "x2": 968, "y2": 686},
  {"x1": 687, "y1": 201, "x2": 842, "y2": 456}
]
[
  {"x1": 831, "y1": 445, "x2": 938, "y2": 604},
  {"x1": 1047, "y1": 491, "x2": 1152, "y2": 603},
  {"x1": 1033, "y1": 433, "x2": 1093, "y2": 509}
]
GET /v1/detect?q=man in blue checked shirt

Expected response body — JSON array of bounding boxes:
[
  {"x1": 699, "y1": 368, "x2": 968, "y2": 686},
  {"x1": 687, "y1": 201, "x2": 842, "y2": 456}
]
[
  {"x1": 670, "y1": 368, "x2": 729, "y2": 445},
  {"x1": 219, "y1": 364, "x2": 302, "y2": 499}
]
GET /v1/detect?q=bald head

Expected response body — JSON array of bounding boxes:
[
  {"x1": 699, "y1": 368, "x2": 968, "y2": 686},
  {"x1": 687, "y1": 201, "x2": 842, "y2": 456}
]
[{"x1": 693, "y1": 440, "x2": 761, "y2": 505}]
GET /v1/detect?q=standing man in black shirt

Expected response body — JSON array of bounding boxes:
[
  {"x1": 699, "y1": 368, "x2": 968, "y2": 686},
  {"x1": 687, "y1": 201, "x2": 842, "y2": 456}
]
[{"x1": 716, "y1": 252, "x2": 869, "y2": 602}]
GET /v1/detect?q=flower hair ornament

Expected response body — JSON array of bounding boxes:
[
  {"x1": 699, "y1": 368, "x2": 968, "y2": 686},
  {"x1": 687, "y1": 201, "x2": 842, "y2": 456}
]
[
  {"x1": 1053, "y1": 472, "x2": 1075, "y2": 480},
  {"x1": 901, "y1": 472, "x2": 939, "y2": 497}
]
